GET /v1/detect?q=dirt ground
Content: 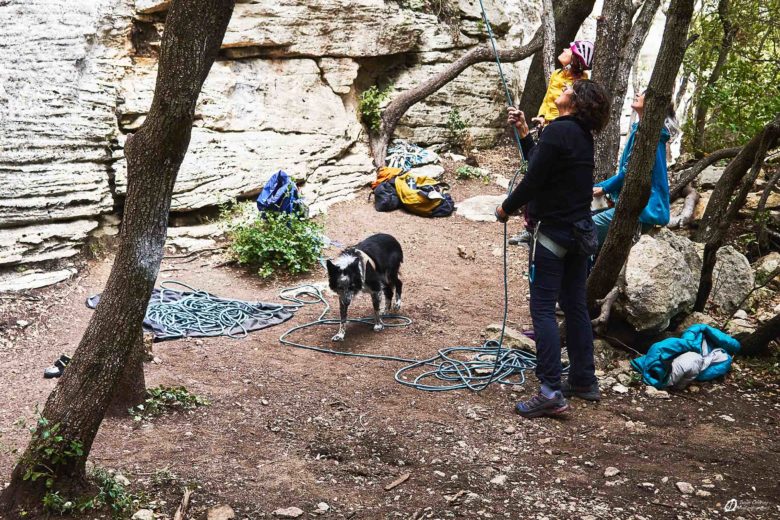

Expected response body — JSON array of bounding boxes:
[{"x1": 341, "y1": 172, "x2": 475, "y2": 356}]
[{"x1": 1, "y1": 147, "x2": 779, "y2": 519}]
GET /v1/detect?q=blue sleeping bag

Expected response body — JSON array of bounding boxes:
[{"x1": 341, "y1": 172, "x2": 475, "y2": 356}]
[{"x1": 630, "y1": 324, "x2": 741, "y2": 389}]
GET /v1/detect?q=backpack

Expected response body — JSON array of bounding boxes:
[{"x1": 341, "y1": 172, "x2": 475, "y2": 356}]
[
  {"x1": 372, "y1": 180, "x2": 401, "y2": 212},
  {"x1": 256, "y1": 170, "x2": 304, "y2": 214},
  {"x1": 394, "y1": 173, "x2": 454, "y2": 218},
  {"x1": 371, "y1": 167, "x2": 403, "y2": 190}
]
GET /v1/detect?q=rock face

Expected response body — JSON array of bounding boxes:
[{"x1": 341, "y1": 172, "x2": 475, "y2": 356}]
[{"x1": 2, "y1": 0, "x2": 536, "y2": 270}]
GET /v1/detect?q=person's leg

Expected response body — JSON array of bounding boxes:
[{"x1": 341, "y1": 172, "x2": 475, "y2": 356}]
[
  {"x1": 558, "y1": 253, "x2": 597, "y2": 389},
  {"x1": 529, "y1": 246, "x2": 565, "y2": 392},
  {"x1": 516, "y1": 244, "x2": 569, "y2": 417},
  {"x1": 592, "y1": 208, "x2": 615, "y2": 247}
]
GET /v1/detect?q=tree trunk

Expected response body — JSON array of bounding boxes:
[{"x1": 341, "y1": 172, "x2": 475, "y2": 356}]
[
  {"x1": 739, "y1": 313, "x2": 780, "y2": 356},
  {"x1": 0, "y1": 0, "x2": 235, "y2": 513},
  {"x1": 517, "y1": 0, "x2": 596, "y2": 119},
  {"x1": 693, "y1": 114, "x2": 780, "y2": 311},
  {"x1": 691, "y1": 0, "x2": 737, "y2": 157},
  {"x1": 541, "y1": 0, "x2": 557, "y2": 81},
  {"x1": 593, "y1": 0, "x2": 662, "y2": 182},
  {"x1": 370, "y1": 32, "x2": 543, "y2": 166},
  {"x1": 587, "y1": 0, "x2": 696, "y2": 309},
  {"x1": 106, "y1": 328, "x2": 146, "y2": 416},
  {"x1": 756, "y1": 165, "x2": 780, "y2": 249},
  {"x1": 668, "y1": 145, "x2": 741, "y2": 200}
]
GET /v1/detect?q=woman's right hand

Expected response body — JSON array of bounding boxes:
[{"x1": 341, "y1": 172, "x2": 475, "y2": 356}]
[{"x1": 507, "y1": 108, "x2": 529, "y2": 138}]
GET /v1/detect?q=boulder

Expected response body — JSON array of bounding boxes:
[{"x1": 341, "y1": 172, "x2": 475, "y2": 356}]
[
  {"x1": 710, "y1": 246, "x2": 754, "y2": 314},
  {"x1": 754, "y1": 252, "x2": 780, "y2": 288},
  {"x1": 697, "y1": 165, "x2": 725, "y2": 190},
  {"x1": 456, "y1": 195, "x2": 504, "y2": 222},
  {"x1": 0, "y1": 268, "x2": 77, "y2": 292},
  {"x1": 616, "y1": 234, "x2": 698, "y2": 332}
]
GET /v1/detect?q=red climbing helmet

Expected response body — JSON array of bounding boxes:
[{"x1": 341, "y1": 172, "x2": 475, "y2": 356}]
[{"x1": 570, "y1": 40, "x2": 594, "y2": 70}]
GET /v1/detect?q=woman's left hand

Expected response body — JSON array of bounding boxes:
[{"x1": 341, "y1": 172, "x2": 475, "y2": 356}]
[{"x1": 495, "y1": 205, "x2": 509, "y2": 223}]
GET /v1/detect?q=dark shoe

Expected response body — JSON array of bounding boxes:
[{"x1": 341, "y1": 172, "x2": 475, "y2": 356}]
[
  {"x1": 43, "y1": 355, "x2": 71, "y2": 379},
  {"x1": 561, "y1": 380, "x2": 601, "y2": 401},
  {"x1": 515, "y1": 391, "x2": 568, "y2": 418},
  {"x1": 508, "y1": 230, "x2": 532, "y2": 246}
]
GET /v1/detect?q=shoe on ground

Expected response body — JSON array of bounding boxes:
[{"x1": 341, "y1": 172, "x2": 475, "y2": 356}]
[
  {"x1": 43, "y1": 354, "x2": 71, "y2": 379},
  {"x1": 561, "y1": 379, "x2": 601, "y2": 401},
  {"x1": 508, "y1": 230, "x2": 532, "y2": 245},
  {"x1": 515, "y1": 391, "x2": 568, "y2": 418}
]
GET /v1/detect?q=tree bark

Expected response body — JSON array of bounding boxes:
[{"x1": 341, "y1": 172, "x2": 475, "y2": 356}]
[
  {"x1": 587, "y1": 0, "x2": 696, "y2": 309},
  {"x1": 369, "y1": 32, "x2": 543, "y2": 166},
  {"x1": 691, "y1": 0, "x2": 737, "y2": 157},
  {"x1": 738, "y1": 313, "x2": 780, "y2": 356},
  {"x1": 541, "y1": 0, "x2": 557, "y2": 81},
  {"x1": 517, "y1": 0, "x2": 597, "y2": 120},
  {"x1": 756, "y1": 165, "x2": 780, "y2": 248},
  {"x1": 0, "y1": 0, "x2": 235, "y2": 513},
  {"x1": 693, "y1": 114, "x2": 780, "y2": 311},
  {"x1": 593, "y1": 0, "x2": 662, "y2": 182},
  {"x1": 106, "y1": 329, "x2": 146, "y2": 416},
  {"x1": 668, "y1": 145, "x2": 741, "y2": 200}
]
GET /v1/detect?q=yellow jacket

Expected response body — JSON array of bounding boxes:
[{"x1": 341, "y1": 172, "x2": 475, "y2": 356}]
[{"x1": 537, "y1": 69, "x2": 588, "y2": 122}]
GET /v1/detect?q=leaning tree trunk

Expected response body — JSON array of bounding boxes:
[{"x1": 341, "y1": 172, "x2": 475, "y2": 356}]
[
  {"x1": 592, "y1": 0, "x2": 662, "y2": 182},
  {"x1": 691, "y1": 0, "x2": 737, "y2": 157},
  {"x1": 739, "y1": 313, "x2": 780, "y2": 356},
  {"x1": 587, "y1": 0, "x2": 696, "y2": 310},
  {"x1": 517, "y1": 0, "x2": 597, "y2": 119},
  {"x1": 693, "y1": 114, "x2": 780, "y2": 311},
  {"x1": 0, "y1": 0, "x2": 235, "y2": 513},
  {"x1": 369, "y1": 31, "x2": 543, "y2": 166},
  {"x1": 668, "y1": 145, "x2": 741, "y2": 200}
]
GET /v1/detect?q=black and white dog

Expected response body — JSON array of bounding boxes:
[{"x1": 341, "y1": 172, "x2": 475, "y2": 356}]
[{"x1": 325, "y1": 233, "x2": 403, "y2": 342}]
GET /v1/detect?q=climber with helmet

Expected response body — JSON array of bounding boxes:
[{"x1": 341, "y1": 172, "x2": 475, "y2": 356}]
[
  {"x1": 509, "y1": 40, "x2": 595, "y2": 247},
  {"x1": 532, "y1": 40, "x2": 595, "y2": 127}
]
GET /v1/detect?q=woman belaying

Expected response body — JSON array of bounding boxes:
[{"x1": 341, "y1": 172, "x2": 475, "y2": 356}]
[{"x1": 495, "y1": 79, "x2": 610, "y2": 418}]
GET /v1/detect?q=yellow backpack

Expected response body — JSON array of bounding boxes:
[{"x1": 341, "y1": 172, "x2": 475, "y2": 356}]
[{"x1": 394, "y1": 173, "x2": 453, "y2": 217}]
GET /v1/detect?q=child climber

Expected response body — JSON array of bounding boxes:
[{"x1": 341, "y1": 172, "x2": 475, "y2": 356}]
[{"x1": 509, "y1": 40, "x2": 595, "y2": 246}]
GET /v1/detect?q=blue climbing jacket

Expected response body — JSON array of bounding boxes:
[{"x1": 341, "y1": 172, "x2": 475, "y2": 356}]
[
  {"x1": 595, "y1": 122, "x2": 671, "y2": 226},
  {"x1": 630, "y1": 324, "x2": 741, "y2": 389},
  {"x1": 256, "y1": 170, "x2": 303, "y2": 214}
]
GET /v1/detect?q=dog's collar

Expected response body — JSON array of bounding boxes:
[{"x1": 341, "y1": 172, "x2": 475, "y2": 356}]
[{"x1": 354, "y1": 249, "x2": 376, "y2": 271}]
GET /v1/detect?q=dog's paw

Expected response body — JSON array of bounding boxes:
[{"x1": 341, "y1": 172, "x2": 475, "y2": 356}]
[
  {"x1": 392, "y1": 299, "x2": 402, "y2": 312},
  {"x1": 332, "y1": 332, "x2": 345, "y2": 342},
  {"x1": 373, "y1": 322, "x2": 385, "y2": 332}
]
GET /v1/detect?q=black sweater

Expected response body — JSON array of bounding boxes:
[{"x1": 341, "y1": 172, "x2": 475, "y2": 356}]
[{"x1": 501, "y1": 115, "x2": 594, "y2": 226}]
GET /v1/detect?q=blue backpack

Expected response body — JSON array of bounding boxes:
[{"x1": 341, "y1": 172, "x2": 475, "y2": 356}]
[{"x1": 256, "y1": 170, "x2": 304, "y2": 214}]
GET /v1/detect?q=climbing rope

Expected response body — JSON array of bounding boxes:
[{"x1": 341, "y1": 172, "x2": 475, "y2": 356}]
[
  {"x1": 146, "y1": 281, "x2": 289, "y2": 340},
  {"x1": 271, "y1": 1, "x2": 566, "y2": 392}
]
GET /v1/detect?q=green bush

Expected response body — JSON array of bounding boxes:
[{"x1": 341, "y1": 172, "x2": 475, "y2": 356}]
[
  {"x1": 224, "y1": 206, "x2": 324, "y2": 278},
  {"x1": 455, "y1": 165, "x2": 489, "y2": 183},
  {"x1": 129, "y1": 386, "x2": 209, "y2": 422},
  {"x1": 359, "y1": 85, "x2": 392, "y2": 131}
]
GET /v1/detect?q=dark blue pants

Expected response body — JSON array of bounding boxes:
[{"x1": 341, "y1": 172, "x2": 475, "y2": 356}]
[{"x1": 529, "y1": 228, "x2": 596, "y2": 390}]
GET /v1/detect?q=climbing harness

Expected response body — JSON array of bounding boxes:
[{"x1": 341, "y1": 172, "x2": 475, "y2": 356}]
[{"x1": 272, "y1": 2, "x2": 570, "y2": 392}]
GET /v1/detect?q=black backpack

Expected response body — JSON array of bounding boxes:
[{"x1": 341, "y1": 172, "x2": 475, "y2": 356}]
[{"x1": 372, "y1": 180, "x2": 401, "y2": 212}]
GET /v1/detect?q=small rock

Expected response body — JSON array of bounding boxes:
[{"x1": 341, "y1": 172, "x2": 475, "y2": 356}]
[
  {"x1": 152, "y1": 357, "x2": 162, "y2": 364},
  {"x1": 504, "y1": 425, "x2": 516, "y2": 434},
  {"x1": 490, "y1": 474, "x2": 508, "y2": 486},
  {"x1": 719, "y1": 414, "x2": 735, "y2": 422},
  {"x1": 640, "y1": 482, "x2": 655, "y2": 489},
  {"x1": 132, "y1": 510, "x2": 155, "y2": 520},
  {"x1": 604, "y1": 467, "x2": 620, "y2": 478},
  {"x1": 645, "y1": 386, "x2": 671, "y2": 399},
  {"x1": 612, "y1": 384, "x2": 629, "y2": 394},
  {"x1": 734, "y1": 309, "x2": 748, "y2": 320},
  {"x1": 273, "y1": 507, "x2": 304, "y2": 518},
  {"x1": 16, "y1": 320, "x2": 30, "y2": 328},
  {"x1": 261, "y1": 399, "x2": 270, "y2": 406},
  {"x1": 662, "y1": 476, "x2": 669, "y2": 484},
  {"x1": 315, "y1": 502, "x2": 330, "y2": 513},
  {"x1": 208, "y1": 505, "x2": 236, "y2": 520},
  {"x1": 434, "y1": 470, "x2": 446, "y2": 478},
  {"x1": 114, "y1": 473, "x2": 131, "y2": 486},
  {"x1": 676, "y1": 482, "x2": 695, "y2": 495},
  {"x1": 696, "y1": 489, "x2": 712, "y2": 497}
]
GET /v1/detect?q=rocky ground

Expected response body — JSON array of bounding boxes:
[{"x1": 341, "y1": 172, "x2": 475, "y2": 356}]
[{"x1": 1, "y1": 146, "x2": 779, "y2": 519}]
